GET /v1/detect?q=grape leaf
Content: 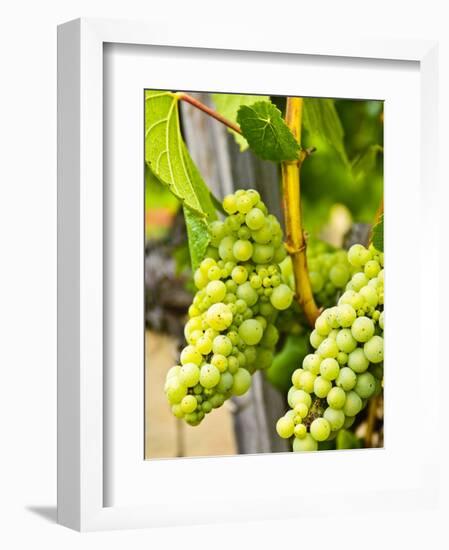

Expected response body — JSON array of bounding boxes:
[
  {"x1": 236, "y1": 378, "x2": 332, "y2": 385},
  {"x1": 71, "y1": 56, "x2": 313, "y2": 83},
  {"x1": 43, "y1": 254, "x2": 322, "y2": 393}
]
[
  {"x1": 351, "y1": 144, "x2": 383, "y2": 181},
  {"x1": 211, "y1": 93, "x2": 269, "y2": 151},
  {"x1": 303, "y1": 98, "x2": 349, "y2": 166},
  {"x1": 145, "y1": 90, "x2": 217, "y2": 269},
  {"x1": 236, "y1": 101, "x2": 300, "y2": 162},
  {"x1": 371, "y1": 213, "x2": 384, "y2": 252}
]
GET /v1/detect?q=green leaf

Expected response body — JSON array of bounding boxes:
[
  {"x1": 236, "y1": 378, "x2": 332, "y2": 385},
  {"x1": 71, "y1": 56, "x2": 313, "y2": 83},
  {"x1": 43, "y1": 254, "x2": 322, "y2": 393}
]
[
  {"x1": 145, "y1": 90, "x2": 216, "y2": 220},
  {"x1": 371, "y1": 213, "x2": 384, "y2": 252},
  {"x1": 211, "y1": 93, "x2": 269, "y2": 151},
  {"x1": 237, "y1": 101, "x2": 300, "y2": 162},
  {"x1": 145, "y1": 90, "x2": 217, "y2": 269},
  {"x1": 303, "y1": 98, "x2": 349, "y2": 166},
  {"x1": 351, "y1": 144, "x2": 383, "y2": 181}
]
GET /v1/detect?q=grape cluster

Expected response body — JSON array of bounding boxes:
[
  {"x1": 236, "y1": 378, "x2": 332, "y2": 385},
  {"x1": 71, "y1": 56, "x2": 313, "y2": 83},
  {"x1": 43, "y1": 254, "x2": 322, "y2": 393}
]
[
  {"x1": 165, "y1": 189, "x2": 294, "y2": 425},
  {"x1": 276, "y1": 243, "x2": 384, "y2": 451},
  {"x1": 280, "y1": 241, "x2": 356, "y2": 308}
]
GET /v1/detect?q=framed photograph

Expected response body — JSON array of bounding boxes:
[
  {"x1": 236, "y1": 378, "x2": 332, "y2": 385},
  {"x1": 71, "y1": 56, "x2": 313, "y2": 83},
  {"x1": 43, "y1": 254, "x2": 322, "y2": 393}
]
[{"x1": 57, "y1": 18, "x2": 441, "y2": 531}]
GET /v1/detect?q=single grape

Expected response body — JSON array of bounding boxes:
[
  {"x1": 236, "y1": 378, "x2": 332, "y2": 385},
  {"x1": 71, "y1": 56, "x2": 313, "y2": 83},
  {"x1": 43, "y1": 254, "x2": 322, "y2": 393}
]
[
  {"x1": 212, "y1": 335, "x2": 233, "y2": 357},
  {"x1": 181, "y1": 395, "x2": 198, "y2": 414},
  {"x1": 206, "y1": 303, "x2": 233, "y2": 331},
  {"x1": 237, "y1": 281, "x2": 259, "y2": 307},
  {"x1": 206, "y1": 280, "x2": 227, "y2": 303},
  {"x1": 336, "y1": 304, "x2": 357, "y2": 328},
  {"x1": 276, "y1": 416, "x2": 295, "y2": 438},
  {"x1": 351, "y1": 316, "x2": 375, "y2": 343},
  {"x1": 270, "y1": 284, "x2": 293, "y2": 310},
  {"x1": 323, "y1": 407, "x2": 345, "y2": 431},
  {"x1": 293, "y1": 433, "x2": 318, "y2": 452},
  {"x1": 179, "y1": 363, "x2": 200, "y2": 387},
  {"x1": 239, "y1": 319, "x2": 264, "y2": 345},
  {"x1": 314, "y1": 375, "x2": 332, "y2": 398},
  {"x1": 354, "y1": 372, "x2": 376, "y2": 398},
  {"x1": 320, "y1": 358, "x2": 340, "y2": 381},
  {"x1": 336, "y1": 367, "x2": 357, "y2": 391},
  {"x1": 233, "y1": 239, "x2": 253, "y2": 262},
  {"x1": 199, "y1": 364, "x2": 221, "y2": 389},
  {"x1": 294, "y1": 423, "x2": 307, "y2": 439},
  {"x1": 223, "y1": 194, "x2": 238, "y2": 214},
  {"x1": 303, "y1": 353, "x2": 322, "y2": 375},
  {"x1": 327, "y1": 386, "x2": 346, "y2": 409},
  {"x1": 317, "y1": 338, "x2": 339, "y2": 359},
  {"x1": 347, "y1": 348, "x2": 370, "y2": 373},
  {"x1": 343, "y1": 391, "x2": 363, "y2": 416},
  {"x1": 310, "y1": 418, "x2": 331, "y2": 442},
  {"x1": 364, "y1": 335, "x2": 384, "y2": 363},
  {"x1": 232, "y1": 368, "x2": 252, "y2": 396}
]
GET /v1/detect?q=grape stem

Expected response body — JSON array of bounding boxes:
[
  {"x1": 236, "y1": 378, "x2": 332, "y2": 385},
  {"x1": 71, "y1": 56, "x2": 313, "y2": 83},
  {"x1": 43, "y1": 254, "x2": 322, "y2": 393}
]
[
  {"x1": 176, "y1": 92, "x2": 242, "y2": 135},
  {"x1": 281, "y1": 98, "x2": 320, "y2": 327}
]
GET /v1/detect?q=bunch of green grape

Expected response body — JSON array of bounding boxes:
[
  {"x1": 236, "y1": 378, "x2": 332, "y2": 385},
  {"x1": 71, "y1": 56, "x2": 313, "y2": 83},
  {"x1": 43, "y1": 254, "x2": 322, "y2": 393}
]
[
  {"x1": 164, "y1": 189, "x2": 294, "y2": 425},
  {"x1": 280, "y1": 240, "x2": 356, "y2": 308},
  {"x1": 276, "y1": 243, "x2": 384, "y2": 451}
]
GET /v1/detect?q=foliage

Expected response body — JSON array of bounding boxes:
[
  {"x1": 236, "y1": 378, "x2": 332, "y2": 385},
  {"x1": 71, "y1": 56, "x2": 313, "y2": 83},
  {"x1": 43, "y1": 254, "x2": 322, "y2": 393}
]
[
  {"x1": 145, "y1": 90, "x2": 217, "y2": 269},
  {"x1": 237, "y1": 101, "x2": 300, "y2": 161}
]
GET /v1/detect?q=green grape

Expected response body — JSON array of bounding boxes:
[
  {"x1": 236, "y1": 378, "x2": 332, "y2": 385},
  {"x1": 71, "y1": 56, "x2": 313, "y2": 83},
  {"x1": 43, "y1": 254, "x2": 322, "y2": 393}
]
[
  {"x1": 206, "y1": 303, "x2": 233, "y2": 331},
  {"x1": 351, "y1": 272, "x2": 369, "y2": 291},
  {"x1": 364, "y1": 260, "x2": 381, "y2": 279},
  {"x1": 347, "y1": 244, "x2": 371, "y2": 267},
  {"x1": 315, "y1": 315, "x2": 332, "y2": 336},
  {"x1": 233, "y1": 239, "x2": 253, "y2": 262},
  {"x1": 323, "y1": 407, "x2": 345, "y2": 431},
  {"x1": 276, "y1": 416, "x2": 295, "y2": 439},
  {"x1": 223, "y1": 194, "x2": 238, "y2": 214},
  {"x1": 239, "y1": 319, "x2": 264, "y2": 345},
  {"x1": 310, "y1": 418, "x2": 331, "y2": 442},
  {"x1": 212, "y1": 335, "x2": 233, "y2": 356},
  {"x1": 218, "y1": 235, "x2": 236, "y2": 262},
  {"x1": 293, "y1": 433, "x2": 318, "y2": 452},
  {"x1": 351, "y1": 316, "x2": 375, "y2": 343},
  {"x1": 336, "y1": 367, "x2": 357, "y2": 391},
  {"x1": 310, "y1": 329, "x2": 325, "y2": 349},
  {"x1": 199, "y1": 364, "x2": 220, "y2": 389},
  {"x1": 179, "y1": 363, "x2": 200, "y2": 387},
  {"x1": 237, "y1": 281, "x2": 259, "y2": 306},
  {"x1": 329, "y1": 264, "x2": 350, "y2": 287},
  {"x1": 303, "y1": 353, "x2": 321, "y2": 375},
  {"x1": 354, "y1": 372, "x2": 376, "y2": 398},
  {"x1": 314, "y1": 376, "x2": 332, "y2": 398},
  {"x1": 336, "y1": 304, "x2": 357, "y2": 328},
  {"x1": 327, "y1": 386, "x2": 346, "y2": 409},
  {"x1": 232, "y1": 368, "x2": 252, "y2": 396},
  {"x1": 297, "y1": 370, "x2": 316, "y2": 393},
  {"x1": 211, "y1": 354, "x2": 228, "y2": 372},
  {"x1": 216, "y1": 371, "x2": 234, "y2": 393},
  {"x1": 196, "y1": 335, "x2": 213, "y2": 355},
  {"x1": 206, "y1": 280, "x2": 227, "y2": 303},
  {"x1": 166, "y1": 379, "x2": 187, "y2": 404},
  {"x1": 379, "y1": 311, "x2": 384, "y2": 330},
  {"x1": 343, "y1": 391, "x2": 363, "y2": 416},
  {"x1": 181, "y1": 395, "x2": 198, "y2": 414},
  {"x1": 270, "y1": 284, "x2": 293, "y2": 310},
  {"x1": 347, "y1": 348, "x2": 369, "y2": 373},
  {"x1": 252, "y1": 243, "x2": 274, "y2": 264},
  {"x1": 294, "y1": 423, "x2": 307, "y2": 439},
  {"x1": 317, "y1": 338, "x2": 339, "y2": 359},
  {"x1": 320, "y1": 358, "x2": 340, "y2": 381},
  {"x1": 364, "y1": 335, "x2": 384, "y2": 363},
  {"x1": 231, "y1": 266, "x2": 248, "y2": 285},
  {"x1": 245, "y1": 207, "x2": 266, "y2": 230},
  {"x1": 236, "y1": 194, "x2": 253, "y2": 214}
]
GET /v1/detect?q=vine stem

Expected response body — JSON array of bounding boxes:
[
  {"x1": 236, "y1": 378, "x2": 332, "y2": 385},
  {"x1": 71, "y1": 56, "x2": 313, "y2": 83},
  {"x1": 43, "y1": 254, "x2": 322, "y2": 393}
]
[
  {"x1": 176, "y1": 92, "x2": 242, "y2": 134},
  {"x1": 281, "y1": 98, "x2": 320, "y2": 327}
]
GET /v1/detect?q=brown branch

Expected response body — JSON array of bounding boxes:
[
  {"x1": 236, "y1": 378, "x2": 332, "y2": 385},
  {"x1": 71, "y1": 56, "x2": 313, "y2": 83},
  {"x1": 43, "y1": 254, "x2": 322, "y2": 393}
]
[
  {"x1": 281, "y1": 98, "x2": 319, "y2": 327},
  {"x1": 176, "y1": 92, "x2": 242, "y2": 134}
]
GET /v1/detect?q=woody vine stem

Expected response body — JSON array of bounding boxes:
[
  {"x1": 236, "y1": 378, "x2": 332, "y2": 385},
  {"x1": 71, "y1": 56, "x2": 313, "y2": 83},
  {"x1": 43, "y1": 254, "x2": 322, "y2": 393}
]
[{"x1": 281, "y1": 97, "x2": 319, "y2": 327}]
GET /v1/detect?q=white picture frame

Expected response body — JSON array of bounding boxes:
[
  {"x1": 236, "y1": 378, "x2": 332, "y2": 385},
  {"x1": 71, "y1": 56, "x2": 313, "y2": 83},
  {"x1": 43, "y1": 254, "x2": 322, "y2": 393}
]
[{"x1": 57, "y1": 17, "x2": 442, "y2": 531}]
